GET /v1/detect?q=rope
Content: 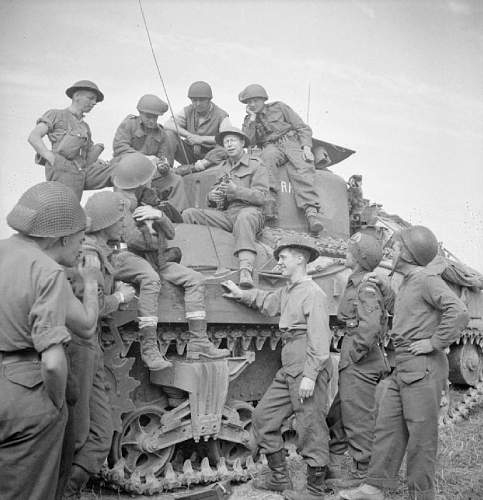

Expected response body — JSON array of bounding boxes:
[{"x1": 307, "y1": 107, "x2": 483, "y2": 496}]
[{"x1": 138, "y1": 0, "x2": 190, "y2": 164}]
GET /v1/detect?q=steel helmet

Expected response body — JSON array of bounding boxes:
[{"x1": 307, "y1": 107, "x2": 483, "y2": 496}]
[
  {"x1": 396, "y1": 225, "x2": 438, "y2": 266},
  {"x1": 238, "y1": 84, "x2": 269, "y2": 103},
  {"x1": 84, "y1": 192, "x2": 129, "y2": 233},
  {"x1": 187, "y1": 81, "x2": 213, "y2": 99},
  {"x1": 136, "y1": 94, "x2": 169, "y2": 115},
  {"x1": 274, "y1": 235, "x2": 320, "y2": 263},
  {"x1": 348, "y1": 232, "x2": 383, "y2": 271},
  {"x1": 65, "y1": 80, "x2": 104, "y2": 102},
  {"x1": 7, "y1": 181, "x2": 86, "y2": 237},
  {"x1": 216, "y1": 126, "x2": 249, "y2": 147},
  {"x1": 111, "y1": 153, "x2": 156, "y2": 190}
]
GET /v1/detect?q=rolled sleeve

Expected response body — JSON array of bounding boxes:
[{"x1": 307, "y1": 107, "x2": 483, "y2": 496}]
[
  {"x1": 239, "y1": 288, "x2": 282, "y2": 317},
  {"x1": 36, "y1": 109, "x2": 59, "y2": 133}
]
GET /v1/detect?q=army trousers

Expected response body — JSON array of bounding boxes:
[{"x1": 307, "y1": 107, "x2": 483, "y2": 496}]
[
  {"x1": 112, "y1": 250, "x2": 162, "y2": 319},
  {"x1": 165, "y1": 130, "x2": 227, "y2": 166},
  {"x1": 45, "y1": 153, "x2": 114, "y2": 200},
  {"x1": 0, "y1": 359, "x2": 67, "y2": 500},
  {"x1": 261, "y1": 136, "x2": 320, "y2": 211},
  {"x1": 160, "y1": 262, "x2": 206, "y2": 316},
  {"x1": 365, "y1": 351, "x2": 448, "y2": 500},
  {"x1": 151, "y1": 171, "x2": 189, "y2": 212},
  {"x1": 253, "y1": 365, "x2": 331, "y2": 467},
  {"x1": 182, "y1": 206, "x2": 264, "y2": 256}
]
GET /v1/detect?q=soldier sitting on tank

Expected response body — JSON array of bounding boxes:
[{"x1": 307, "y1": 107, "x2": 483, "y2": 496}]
[
  {"x1": 164, "y1": 81, "x2": 231, "y2": 174},
  {"x1": 112, "y1": 94, "x2": 189, "y2": 212},
  {"x1": 112, "y1": 153, "x2": 230, "y2": 360},
  {"x1": 28, "y1": 80, "x2": 114, "y2": 200},
  {"x1": 222, "y1": 237, "x2": 333, "y2": 500},
  {"x1": 239, "y1": 84, "x2": 324, "y2": 235},
  {"x1": 182, "y1": 127, "x2": 269, "y2": 289}
]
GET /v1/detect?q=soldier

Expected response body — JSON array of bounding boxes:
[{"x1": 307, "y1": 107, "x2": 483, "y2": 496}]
[
  {"x1": 0, "y1": 182, "x2": 87, "y2": 500},
  {"x1": 339, "y1": 226, "x2": 470, "y2": 500},
  {"x1": 222, "y1": 237, "x2": 333, "y2": 500},
  {"x1": 112, "y1": 94, "x2": 189, "y2": 212},
  {"x1": 325, "y1": 232, "x2": 392, "y2": 487},
  {"x1": 112, "y1": 153, "x2": 230, "y2": 360},
  {"x1": 239, "y1": 84, "x2": 324, "y2": 234},
  {"x1": 61, "y1": 191, "x2": 137, "y2": 498},
  {"x1": 182, "y1": 127, "x2": 268, "y2": 289},
  {"x1": 28, "y1": 80, "x2": 114, "y2": 200},
  {"x1": 164, "y1": 81, "x2": 231, "y2": 172}
]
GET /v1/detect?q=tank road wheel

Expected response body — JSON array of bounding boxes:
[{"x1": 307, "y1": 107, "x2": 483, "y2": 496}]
[
  {"x1": 209, "y1": 400, "x2": 254, "y2": 467},
  {"x1": 448, "y1": 341, "x2": 483, "y2": 386},
  {"x1": 112, "y1": 406, "x2": 175, "y2": 478}
]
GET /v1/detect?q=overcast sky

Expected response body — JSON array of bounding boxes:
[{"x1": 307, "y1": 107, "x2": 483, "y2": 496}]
[{"x1": 1, "y1": 0, "x2": 482, "y2": 270}]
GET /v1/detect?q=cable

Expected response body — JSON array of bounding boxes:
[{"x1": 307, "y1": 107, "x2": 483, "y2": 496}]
[{"x1": 138, "y1": 0, "x2": 190, "y2": 164}]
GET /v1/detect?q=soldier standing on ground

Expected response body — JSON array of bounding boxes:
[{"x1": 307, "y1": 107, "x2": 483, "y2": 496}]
[
  {"x1": 0, "y1": 182, "x2": 87, "y2": 500},
  {"x1": 239, "y1": 84, "x2": 324, "y2": 234},
  {"x1": 164, "y1": 81, "x2": 231, "y2": 173},
  {"x1": 182, "y1": 127, "x2": 269, "y2": 289},
  {"x1": 112, "y1": 94, "x2": 189, "y2": 212},
  {"x1": 222, "y1": 237, "x2": 333, "y2": 500},
  {"x1": 28, "y1": 80, "x2": 114, "y2": 200},
  {"x1": 339, "y1": 226, "x2": 470, "y2": 500},
  {"x1": 325, "y1": 232, "x2": 392, "y2": 488}
]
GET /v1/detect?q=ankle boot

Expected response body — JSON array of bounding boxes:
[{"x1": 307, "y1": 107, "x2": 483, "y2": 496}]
[
  {"x1": 283, "y1": 465, "x2": 330, "y2": 499},
  {"x1": 264, "y1": 196, "x2": 279, "y2": 223},
  {"x1": 139, "y1": 325, "x2": 172, "y2": 371},
  {"x1": 305, "y1": 207, "x2": 324, "y2": 235},
  {"x1": 239, "y1": 266, "x2": 254, "y2": 289},
  {"x1": 337, "y1": 460, "x2": 369, "y2": 488},
  {"x1": 325, "y1": 453, "x2": 345, "y2": 484},
  {"x1": 186, "y1": 319, "x2": 230, "y2": 360},
  {"x1": 238, "y1": 250, "x2": 256, "y2": 289},
  {"x1": 63, "y1": 464, "x2": 91, "y2": 499},
  {"x1": 253, "y1": 450, "x2": 292, "y2": 492}
]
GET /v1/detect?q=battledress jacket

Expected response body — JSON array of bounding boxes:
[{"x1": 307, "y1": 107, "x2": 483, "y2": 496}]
[{"x1": 239, "y1": 277, "x2": 331, "y2": 380}]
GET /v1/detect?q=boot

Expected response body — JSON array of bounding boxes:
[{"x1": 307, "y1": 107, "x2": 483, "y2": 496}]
[
  {"x1": 325, "y1": 453, "x2": 345, "y2": 485},
  {"x1": 253, "y1": 450, "x2": 292, "y2": 492},
  {"x1": 338, "y1": 484, "x2": 384, "y2": 500},
  {"x1": 305, "y1": 207, "x2": 324, "y2": 235},
  {"x1": 283, "y1": 465, "x2": 330, "y2": 499},
  {"x1": 238, "y1": 250, "x2": 256, "y2": 289},
  {"x1": 337, "y1": 460, "x2": 369, "y2": 488},
  {"x1": 264, "y1": 196, "x2": 279, "y2": 224},
  {"x1": 186, "y1": 319, "x2": 230, "y2": 360},
  {"x1": 139, "y1": 325, "x2": 172, "y2": 371},
  {"x1": 63, "y1": 464, "x2": 91, "y2": 499}
]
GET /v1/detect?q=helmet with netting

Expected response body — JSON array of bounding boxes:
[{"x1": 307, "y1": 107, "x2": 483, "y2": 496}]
[{"x1": 84, "y1": 191, "x2": 129, "y2": 233}]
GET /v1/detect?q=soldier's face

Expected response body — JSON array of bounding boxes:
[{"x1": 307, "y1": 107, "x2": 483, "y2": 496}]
[
  {"x1": 223, "y1": 135, "x2": 244, "y2": 158},
  {"x1": 277, "y1": 249, "x2": 301, "y2": 277},
  {"x1": 74, "y1": 90, "x2": 98, "y2": 113},
  {"x1": 59, "y1": 230, "x2": 86, "y2": 266},
  {"x1": 245, "y1": 98, "x2": 265, "y2": 114},
  {"x1": 139, "y1": 112, "x2": 159, "y2": 129},
  {"x1": 190, "y1": 97, "x2": 211, "y2": 114}
]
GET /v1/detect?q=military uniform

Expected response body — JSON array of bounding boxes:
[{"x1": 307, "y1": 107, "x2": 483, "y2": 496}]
[
  {"x1": 239, "y1": 277, "x2": 332, "y2": 465},
  {"x1": 363, "y1": 268, "x2": 469, "y2": 500},
  {"x1": 165, "y1": 102, "x2": 230, "y2": 166},
  {"x1": 0, "y1": 234, "x2": 70, "y2": 500},
  {"x1": 36, "y1": 108, "x2": 113, "y2": 199},
  {"x1": 242, "y1": 101, "x2": 320, "y2": 212},
  {"x1": 327, "y1": 271, "x2": 390, "y2": 471},
  {"x1": 112, "y1": 114, "x2": 188, "y2": 211},
  {"x1": 182, "y1": 152, "x2": 268, "y2": 256}
]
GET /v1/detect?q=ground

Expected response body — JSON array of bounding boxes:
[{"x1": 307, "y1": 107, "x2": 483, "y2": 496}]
[{"x1": 81, "y1": 401, "x2": 483, "y2": 500}]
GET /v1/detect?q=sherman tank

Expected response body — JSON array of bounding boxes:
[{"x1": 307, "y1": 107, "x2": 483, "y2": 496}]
[{"x1": 100, "y1": 140, "x2": 483, "y2": 495}]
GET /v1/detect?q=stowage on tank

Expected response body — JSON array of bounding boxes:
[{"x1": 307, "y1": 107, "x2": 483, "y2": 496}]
[{"x1": 99, "y1": 143, "x2": 483, "y2": 494}]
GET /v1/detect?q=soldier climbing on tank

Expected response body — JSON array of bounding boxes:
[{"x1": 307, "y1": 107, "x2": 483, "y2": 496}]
[
  {"x1": 164, "y1": 81, "x2": 231, "y2": 174},
  {"x1": 0, "y1": 182, "x2": 89, "y2": 500},
  {"x1": 239, "y1": 84, "x2": 324, "y2": 235},
  {"x1": 339, "y1": 226, "x2": 470, "y2": 500},
  {"x1": 182, "y1": 127, "x2": 269, "y2": 289},
  {"x1": 28, "y1": 80, "x2": 114, "y2": 200},
  {"x1": 112, "y1": 153, "x2": 230, "y2": 360},
  {"x1": 112, "y1": 94, "x2": 189, "y2": 212},
  {"x1": 325, "y1": 232, "x2": 392, "y2": 489},
  {"x1": 222, "y1": 237, "x2": 333, "y2": 500}
]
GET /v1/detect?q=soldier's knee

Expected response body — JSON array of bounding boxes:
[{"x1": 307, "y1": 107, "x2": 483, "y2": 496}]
[
  {"x1": 139, "y1": 270, "x2": 162, "y2": 293},
  {"x1": 182, "y1": 207, "x2": 197, "y2": 223}
]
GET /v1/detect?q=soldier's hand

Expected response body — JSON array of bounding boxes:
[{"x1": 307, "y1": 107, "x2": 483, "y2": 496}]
[
  {"x1": 43, "y1": 151, "x2": 56, "y2": 166},
  {"x1": 132, "y1": 205, "x2": 164, "y2": 221},
  {"x1": 408, "y1": 339, "x2": 434, "y2": 355},
  {"x1": 194, "y1": 159, "x2": 209, "y2": 171},
  {"x1": 115, "y1": 282, "x2": 136, "y2": 303},
  {"x1": 208, "y1": 188, "x2": 225, "y2": 203},
  {"x1": 93, "y1": 143, "x2": 105, "y2": 152},
  {"x1": 299, "y1": 376, "x2": 315, "y2": 401},
  {"x1": 246, "y1": 107, "x2": 257, "y2": 122},
  {"x1": 186, "y1": 134, "x2": 204, "y2": 146},
  {"x1": 220, "y1": 179, "x2": 237, "y2": 196},
  {"x1": 302, "y1": 146, "x2": 314, "y2": 163},
  {"x1": 78, "y1": 254, "x2": 100, "y2": 283},
  {"x1": 221, "y1": 280, "x2": 243, "y2": 300}
]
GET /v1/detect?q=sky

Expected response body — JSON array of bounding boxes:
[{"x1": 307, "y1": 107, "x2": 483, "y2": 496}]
[{"x1": 0, "y1": 0, "x2": 482, "y2": 270}]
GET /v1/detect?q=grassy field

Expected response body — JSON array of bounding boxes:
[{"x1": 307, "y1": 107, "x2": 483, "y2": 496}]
[{"x1": 82, "y1": 402, "x2": 483, "y2": 500}]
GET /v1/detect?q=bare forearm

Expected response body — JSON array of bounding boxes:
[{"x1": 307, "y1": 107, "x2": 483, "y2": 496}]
[
  {"x1": 41, "y1": 344, "x2": 67, "y2": 409},
  {"x1": 28, "y1": 130, "x2": 51, "y2": 158},
  {"x1": 66, "y1": 280, "x2": 99, "y2": 338}
]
